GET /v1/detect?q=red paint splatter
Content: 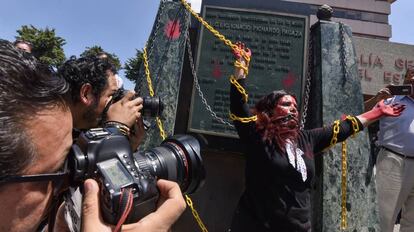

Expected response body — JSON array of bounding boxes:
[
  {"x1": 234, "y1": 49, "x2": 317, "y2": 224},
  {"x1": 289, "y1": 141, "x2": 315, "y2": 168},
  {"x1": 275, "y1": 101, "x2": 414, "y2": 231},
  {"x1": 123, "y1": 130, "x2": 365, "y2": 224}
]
[
  {"x1": 164, "y1": 20, "x2": 181, "y2": 40},
  {"x1": 212, "y1": 60, "x2": 222, "y2": 79},
  {"x1": 282, "y1": 71, "x2": 297, "y2": 89}
]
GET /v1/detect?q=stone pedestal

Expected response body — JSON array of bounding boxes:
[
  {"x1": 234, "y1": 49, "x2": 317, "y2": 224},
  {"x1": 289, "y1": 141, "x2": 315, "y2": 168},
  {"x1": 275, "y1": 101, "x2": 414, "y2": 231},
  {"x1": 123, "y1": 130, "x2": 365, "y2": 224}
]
[{"x1": 308, "y1": 21, "x2": 379, "y2": 232}]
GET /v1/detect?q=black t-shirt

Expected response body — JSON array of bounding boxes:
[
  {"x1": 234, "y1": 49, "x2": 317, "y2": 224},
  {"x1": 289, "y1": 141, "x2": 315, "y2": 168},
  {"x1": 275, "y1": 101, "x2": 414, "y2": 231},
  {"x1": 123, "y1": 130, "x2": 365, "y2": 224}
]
[{"x1": 230, "y1": 79, "x2": 363, "y2": 232}]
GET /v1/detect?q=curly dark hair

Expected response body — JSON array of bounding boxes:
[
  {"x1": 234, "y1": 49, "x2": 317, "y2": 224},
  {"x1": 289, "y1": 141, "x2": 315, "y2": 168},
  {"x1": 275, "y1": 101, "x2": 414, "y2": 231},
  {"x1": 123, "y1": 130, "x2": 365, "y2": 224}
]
[
  {"x1": 254, "y1": 90, "x2": 299, "y2": 151},
  {"x1": 0, "y1": 39, "x2": 69, "y2": 179},
  {"x1": 58, "y1": 55, "x2": 115, "y2": 103}
]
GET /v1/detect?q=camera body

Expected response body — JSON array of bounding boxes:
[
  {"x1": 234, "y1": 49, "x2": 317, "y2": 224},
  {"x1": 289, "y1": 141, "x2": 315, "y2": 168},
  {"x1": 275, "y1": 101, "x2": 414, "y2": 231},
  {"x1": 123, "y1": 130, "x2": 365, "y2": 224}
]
[
  {"x1": 388, "y1": 84, "x2": 413, "y2": 96},
  {"x1": 69, "y1": 128, "x2": 158, "y2": 224},
  {"x1": 66, "y1": 127, "x2": 205, "y2": 226}
]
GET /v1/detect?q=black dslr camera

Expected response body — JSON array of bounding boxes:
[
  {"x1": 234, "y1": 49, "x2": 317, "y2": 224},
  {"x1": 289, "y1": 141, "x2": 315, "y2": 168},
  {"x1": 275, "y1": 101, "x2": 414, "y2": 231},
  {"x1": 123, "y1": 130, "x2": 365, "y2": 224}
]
[
  {"x1": 65, "y1": 128, "x2": 205, "y2": 228},
  {"x1": 110, "y1": 88, "x2": 164, "y2": 118}
]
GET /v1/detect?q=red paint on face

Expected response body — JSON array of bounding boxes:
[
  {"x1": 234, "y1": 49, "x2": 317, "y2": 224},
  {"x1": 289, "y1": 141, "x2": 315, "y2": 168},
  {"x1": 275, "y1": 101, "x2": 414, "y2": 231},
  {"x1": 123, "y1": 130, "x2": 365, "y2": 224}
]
[{"x1": 274, "y1": 95, "x2": 298, "y2": 119}]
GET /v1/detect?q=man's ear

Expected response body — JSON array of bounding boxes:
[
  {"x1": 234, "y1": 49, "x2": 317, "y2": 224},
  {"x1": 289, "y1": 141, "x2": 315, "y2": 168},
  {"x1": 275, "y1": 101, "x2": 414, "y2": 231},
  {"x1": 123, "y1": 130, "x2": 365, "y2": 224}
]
[{"x1": 79, "y1": 83, "x2": 95, "y2": 106}]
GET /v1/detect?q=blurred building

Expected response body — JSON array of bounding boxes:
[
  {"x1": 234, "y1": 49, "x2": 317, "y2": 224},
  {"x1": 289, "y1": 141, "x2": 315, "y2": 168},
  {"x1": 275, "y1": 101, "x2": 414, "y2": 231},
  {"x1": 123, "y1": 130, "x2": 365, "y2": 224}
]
[{"x1": 202, "y1": 0, "x2": 396, "y2": 40}]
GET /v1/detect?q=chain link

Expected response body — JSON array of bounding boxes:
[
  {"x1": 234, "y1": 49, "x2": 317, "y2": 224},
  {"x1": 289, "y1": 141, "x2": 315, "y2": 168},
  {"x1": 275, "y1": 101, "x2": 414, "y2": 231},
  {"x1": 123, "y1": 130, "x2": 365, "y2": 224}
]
[
  {"x1": 329, "y1": 120, "x2": 340, "y2": 146},
  {"x1": 143, "y1": 3, "x2": 206, "y2": 231},
  {"x1": 135, "y1": 1, "x2": 165, "y2": 93},
  {"x1": 339, "y1": 23, "x2": 349, "y2": 83},
  {"x1": 339, "y1": 23, "x2": 349, "y2": 230},
  {"x1": 300, "y1": 28, "x2": 314, "y2": 130},
  {"x1": 229, "y1": 112, "x2": 257, "y2": 123},
  {"x1": 143, "y1": 47, "x2": 155, "y2": 96},
  {"x1": 185, "y1": 31, "x2": 234, "y2": 127},
  {"x1": 345, "y1": 115, "x2": 360, "y2": 137},
  {"x1": 180, "y1": 0, "x2": 250, "y2": 61},
  {"x1": 229, "y1": 75, "x2": 249, "y2": 103},
  {"x1": 147, "y1": 0, "x2": 165, "y2": 60},
  {"x1": 340, "y1": 141, "x2": 348, "y2": 230},
  {"x1": 185, "y1": 195, "x2": 208, "y2": 232}
]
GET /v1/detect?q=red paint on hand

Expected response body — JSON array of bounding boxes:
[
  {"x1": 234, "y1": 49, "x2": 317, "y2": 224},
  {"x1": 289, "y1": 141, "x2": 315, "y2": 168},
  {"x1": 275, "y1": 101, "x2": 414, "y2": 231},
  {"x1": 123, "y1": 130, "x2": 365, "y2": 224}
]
[{"x1": 360, "y1": 100, "x2": 405, "y2": 121}]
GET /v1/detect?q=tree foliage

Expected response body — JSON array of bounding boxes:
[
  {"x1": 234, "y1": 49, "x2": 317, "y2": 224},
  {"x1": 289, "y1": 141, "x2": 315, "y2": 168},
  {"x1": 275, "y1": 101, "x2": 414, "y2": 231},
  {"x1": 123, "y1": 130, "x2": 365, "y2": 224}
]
[
  {"x1": 124, "y1": 49, "x2": 144, "y2": 84},
  {"x1": 80, "y1": 46, "x2": 122, "y2": 71},
  {"x1": 16, "y1": 25, "x2": 66, "y2": 68}
]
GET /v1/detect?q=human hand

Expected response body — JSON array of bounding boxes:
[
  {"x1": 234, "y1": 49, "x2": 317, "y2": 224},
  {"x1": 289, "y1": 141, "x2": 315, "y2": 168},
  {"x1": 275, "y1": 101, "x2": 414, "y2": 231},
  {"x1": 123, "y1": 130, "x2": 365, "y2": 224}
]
[
  {"x1": 107, "y1": 91, "x2": 143, "y2": 128},
  {"x1": 233, "y1": 42, "x2": 251, "y2": 79},
  {"x1": 81, "y1": 179, "x2": 186, "y2": 232},
  {"x1": 357, "y1": 99, "x2": 405, "y2": 126},
  {"x1": 375, "y1": 100, "x2": 405, "y2": 117},
  {"x1": 233, "y1": 41, "x2": 251, "y2": 61},
  {"x1": 375, "y1": 87, "x2": 392, "y2": 100},
  {"x1": 130, "y1": 180, "x2": 186, "y2": 232}
]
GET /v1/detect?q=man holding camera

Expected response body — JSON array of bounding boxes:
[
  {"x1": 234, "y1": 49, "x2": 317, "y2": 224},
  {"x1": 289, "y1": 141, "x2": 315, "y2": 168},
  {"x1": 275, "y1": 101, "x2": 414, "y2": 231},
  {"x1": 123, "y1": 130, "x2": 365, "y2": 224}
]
[
  {"x1": 366, "y1": 68, "x2": 414, "y2": 232},
  {"x1": 0, "y1": 40, "x2": 185, "y2": 231},
  {"x1": 58, "y1": 56, "x2": 140, "y2": 130}
]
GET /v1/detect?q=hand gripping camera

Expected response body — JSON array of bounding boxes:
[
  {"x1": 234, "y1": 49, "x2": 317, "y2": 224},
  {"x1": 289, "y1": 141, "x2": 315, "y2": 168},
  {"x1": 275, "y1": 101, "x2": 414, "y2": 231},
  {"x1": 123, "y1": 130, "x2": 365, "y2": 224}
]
[
  {"x1": 111, "y1": 88, "x2": 164, "y2": 118},
  {"x1": 65, "y1": 128, "x2": 205, "y2": 227}
]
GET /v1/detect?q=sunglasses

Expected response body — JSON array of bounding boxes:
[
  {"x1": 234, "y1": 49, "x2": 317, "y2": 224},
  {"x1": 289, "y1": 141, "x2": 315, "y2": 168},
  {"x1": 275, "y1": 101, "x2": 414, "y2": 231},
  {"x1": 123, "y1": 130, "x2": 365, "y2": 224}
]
[{"x1": 0, "y1": 160, "x2": 70, "y2": 196}]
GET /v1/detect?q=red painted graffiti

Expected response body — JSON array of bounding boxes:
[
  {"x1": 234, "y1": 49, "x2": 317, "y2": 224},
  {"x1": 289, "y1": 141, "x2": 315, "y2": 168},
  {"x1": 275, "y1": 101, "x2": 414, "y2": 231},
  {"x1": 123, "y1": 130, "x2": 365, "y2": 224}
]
[
  {"x1": 164, "y1": 19, "x2": 181, "y2": 40},
  {"x1": 212, "y1": 60, "x2": 222, "y2": 79},
  {"x1": 282, "y1": 71, "x2": 296, "y2": 89}
]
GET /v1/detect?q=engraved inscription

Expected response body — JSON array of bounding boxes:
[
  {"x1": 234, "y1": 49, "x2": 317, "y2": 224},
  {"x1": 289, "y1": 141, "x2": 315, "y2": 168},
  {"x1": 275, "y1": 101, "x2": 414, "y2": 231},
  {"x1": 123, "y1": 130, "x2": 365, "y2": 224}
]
[{"x1": 189, "y1": 7, "x2": 307, "y2": 137}]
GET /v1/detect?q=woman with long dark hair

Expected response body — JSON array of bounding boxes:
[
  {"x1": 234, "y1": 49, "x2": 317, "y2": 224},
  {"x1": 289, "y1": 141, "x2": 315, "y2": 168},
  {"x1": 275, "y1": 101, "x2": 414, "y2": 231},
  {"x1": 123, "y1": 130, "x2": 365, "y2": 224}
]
[{"x1": 229, "y1": 43, "x2": 405, "y2": 232}]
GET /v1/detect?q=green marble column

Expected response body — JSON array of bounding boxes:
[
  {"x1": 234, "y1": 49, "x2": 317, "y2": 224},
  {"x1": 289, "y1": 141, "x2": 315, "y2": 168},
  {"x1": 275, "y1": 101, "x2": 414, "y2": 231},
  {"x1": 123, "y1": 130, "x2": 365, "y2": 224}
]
[
  {"x1": 135, "y1": 1, "x2": 190, "y2": 150},
  {"x1": 309, "y1": 20, "x2": 379, "y2": 232}
]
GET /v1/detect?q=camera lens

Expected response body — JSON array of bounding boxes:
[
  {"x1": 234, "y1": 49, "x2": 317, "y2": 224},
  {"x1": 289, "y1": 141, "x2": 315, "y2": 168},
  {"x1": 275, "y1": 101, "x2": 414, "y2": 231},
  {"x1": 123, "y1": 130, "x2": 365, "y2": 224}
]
[
  {"x1": 142, "y1": 96, "x2": 164, "y2": 118},
  {"x1": 133, "y1": 134, "x2": 205, "y2": 194}
]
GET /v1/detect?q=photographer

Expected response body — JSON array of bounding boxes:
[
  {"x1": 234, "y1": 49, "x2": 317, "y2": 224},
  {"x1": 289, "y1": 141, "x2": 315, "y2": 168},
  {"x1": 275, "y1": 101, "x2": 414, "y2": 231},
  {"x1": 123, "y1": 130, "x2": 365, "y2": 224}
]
[
  {"x1": 0, "y1": 40, "x2": 185, "y2": 232},
  {"x1": 58, "y1": 56, "x2": 145, "y2": 150},
  {"x1": 368, "y1": 68, "x2": 414, "y2": 232}
]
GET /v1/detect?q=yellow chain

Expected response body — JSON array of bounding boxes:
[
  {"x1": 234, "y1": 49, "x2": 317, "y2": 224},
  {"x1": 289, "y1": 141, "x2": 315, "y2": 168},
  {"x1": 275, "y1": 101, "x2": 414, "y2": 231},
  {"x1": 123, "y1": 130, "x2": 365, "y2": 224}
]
[
  {"x1": 180, "y1": 0, "x2": 250, "y2": 62},
  {"x1": 329, "y1": 120, "x2": 340, "y2": 147},
  {"x1": 177, "y1": 2, "x2": 260, "y2": 230},
  {"x1": 143, "y1": 47, "x2": 167, "y2": 140},
  {"x1": 185, "y1": 195, "x2": 208, "y2": 232},
  {"x1": 229, "y1": 112, "x2": 257, "y2": 123},
  {"x1": 229, "y1": 75, "x2": 249, "y2": 103},
  {"x1": 156, "y1": 117, "x2": 166, "y2": 140},
  {"x1": 143, "y1": 47, "x2": 155, "y2": 97},
  {"x1": 143, "y1": 44, "x2": 206, "y2": 231},
  {"x1": 234, "y1": 60, "x2": 249, "y2": 76},
  {"x1": 325, "y1": 116, "x2": 359, "y2": 230},
  {"x1": 341, "y1": 141, "x2": 348, "y2": 230},
  {"x1": 345, "y1": 115, "x2": 359, "y2": 137}
]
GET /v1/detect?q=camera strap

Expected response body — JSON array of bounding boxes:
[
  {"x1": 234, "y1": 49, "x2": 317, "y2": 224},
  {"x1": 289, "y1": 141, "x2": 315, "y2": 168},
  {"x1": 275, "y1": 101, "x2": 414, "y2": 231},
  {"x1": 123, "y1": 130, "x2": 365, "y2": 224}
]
[{"x1": 114, "y1": 187, "x2": 134, "y2": 232}]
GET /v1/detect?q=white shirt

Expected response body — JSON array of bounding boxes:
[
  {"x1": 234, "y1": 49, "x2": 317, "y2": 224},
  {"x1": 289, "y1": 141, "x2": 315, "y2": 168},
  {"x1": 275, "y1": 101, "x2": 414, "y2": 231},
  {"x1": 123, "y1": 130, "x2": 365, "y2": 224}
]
[{"x1": 378, "y1": 95, "x2": 414, "y2": 156}]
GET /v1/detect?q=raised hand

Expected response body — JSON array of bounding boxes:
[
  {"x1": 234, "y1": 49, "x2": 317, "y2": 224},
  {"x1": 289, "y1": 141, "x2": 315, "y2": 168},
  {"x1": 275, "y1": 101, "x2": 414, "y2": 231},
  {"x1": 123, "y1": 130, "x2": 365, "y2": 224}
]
[
  {"x1": 357, "y1": 99, "x2": 405, "y2": 126},
  {"x1": 376, "y1": 100, "x2": 405, "y2": 117},
  {"x1": 106, "y1": 91, "x2": 143, "y2": 128},
  {"x1": 233, "y1": 41, "x2": 251, "y2": 61},
  {"x1": 233, "y1": 42, "x2": 251, "y2": 80}
]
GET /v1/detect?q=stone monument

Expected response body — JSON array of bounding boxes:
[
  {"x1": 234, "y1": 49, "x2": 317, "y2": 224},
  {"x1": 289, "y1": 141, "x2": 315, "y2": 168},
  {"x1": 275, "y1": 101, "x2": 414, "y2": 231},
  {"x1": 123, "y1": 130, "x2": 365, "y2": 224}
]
[{"x1": 307, "y1": 6, "x2": 379, "y2": 232}]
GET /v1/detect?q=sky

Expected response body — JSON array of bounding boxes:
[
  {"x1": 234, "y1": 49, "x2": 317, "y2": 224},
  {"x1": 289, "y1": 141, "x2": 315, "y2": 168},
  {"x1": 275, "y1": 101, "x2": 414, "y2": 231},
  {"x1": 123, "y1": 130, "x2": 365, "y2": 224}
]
[{"x1": 0, "y1": 0, "x2": 412, "y2": 90}]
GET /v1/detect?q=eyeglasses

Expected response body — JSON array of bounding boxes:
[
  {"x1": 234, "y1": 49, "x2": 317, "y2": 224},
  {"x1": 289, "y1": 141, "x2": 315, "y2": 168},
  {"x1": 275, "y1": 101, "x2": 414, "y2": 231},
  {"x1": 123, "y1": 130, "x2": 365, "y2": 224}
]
[{"x1": 0, "y1": 161, "x2": 70, "y2": 196}]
